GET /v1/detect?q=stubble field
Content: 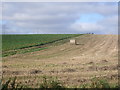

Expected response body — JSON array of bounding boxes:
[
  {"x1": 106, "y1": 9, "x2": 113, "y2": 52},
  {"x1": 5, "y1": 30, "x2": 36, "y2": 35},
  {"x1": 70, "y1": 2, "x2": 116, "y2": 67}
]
[{"x1": 2, "y1": 34, "x2": 119, "y2": 88}]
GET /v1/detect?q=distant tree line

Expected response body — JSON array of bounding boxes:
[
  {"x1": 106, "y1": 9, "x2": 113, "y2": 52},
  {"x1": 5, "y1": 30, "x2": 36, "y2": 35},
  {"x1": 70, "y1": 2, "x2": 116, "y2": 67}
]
[{"x1": 85, "y1": 33, "x2": 94, "y2": 34}]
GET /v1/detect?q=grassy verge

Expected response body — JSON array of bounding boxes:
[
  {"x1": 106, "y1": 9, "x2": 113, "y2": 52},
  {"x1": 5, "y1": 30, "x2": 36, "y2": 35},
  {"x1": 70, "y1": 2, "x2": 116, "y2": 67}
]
[
  {"x1": 1, "y1": 76, "x2": 118, "y2": 89},
  {"x1": 2, "y1": 47, "x2": 48, "y2": 57}
]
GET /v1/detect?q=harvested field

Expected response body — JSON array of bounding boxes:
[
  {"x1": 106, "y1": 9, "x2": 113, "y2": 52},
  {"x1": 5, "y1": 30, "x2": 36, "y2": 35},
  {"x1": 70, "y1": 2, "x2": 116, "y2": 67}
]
[{"x1": 2, "y1": 34, "x2": 118, "y2": 87}]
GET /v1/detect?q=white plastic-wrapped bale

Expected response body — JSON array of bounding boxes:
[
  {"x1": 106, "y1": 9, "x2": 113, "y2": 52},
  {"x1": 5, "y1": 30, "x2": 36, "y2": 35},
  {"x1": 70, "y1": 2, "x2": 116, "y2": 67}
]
[{"x1": 70, "y1": 39, "x2": 76, "y2": 45}]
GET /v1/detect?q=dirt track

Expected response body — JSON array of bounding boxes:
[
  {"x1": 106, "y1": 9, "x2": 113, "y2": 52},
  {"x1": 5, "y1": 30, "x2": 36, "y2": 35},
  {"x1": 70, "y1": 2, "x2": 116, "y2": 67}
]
[{"x1": 2, "y1": 34, "x2": 118, "y2": 87}]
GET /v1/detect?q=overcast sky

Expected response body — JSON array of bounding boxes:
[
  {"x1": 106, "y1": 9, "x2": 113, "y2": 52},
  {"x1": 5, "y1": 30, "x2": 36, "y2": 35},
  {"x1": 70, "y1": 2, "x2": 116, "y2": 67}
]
[{"x1": 1, "y1": 2, "x2": 118, "y2": 34}]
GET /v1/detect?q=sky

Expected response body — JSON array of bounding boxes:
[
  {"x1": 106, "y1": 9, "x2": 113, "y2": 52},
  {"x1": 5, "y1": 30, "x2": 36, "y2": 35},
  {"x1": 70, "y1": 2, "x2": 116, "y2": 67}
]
[{"x1": 1, "y1": 2, "x2": 118, "y2": 34}]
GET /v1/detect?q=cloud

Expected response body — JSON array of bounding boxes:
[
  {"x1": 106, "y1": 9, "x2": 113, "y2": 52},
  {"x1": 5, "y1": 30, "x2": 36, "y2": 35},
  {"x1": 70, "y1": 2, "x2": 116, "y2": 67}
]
[
  {"x1": 70, "y1": 15, "x2": 118, "y2": 34},
  {"x1": 2, "y1": 2, "x2": 118, "y2": 34},
  {"x1": 70, "y1": 23, "x2": 103, "y2": 33}
]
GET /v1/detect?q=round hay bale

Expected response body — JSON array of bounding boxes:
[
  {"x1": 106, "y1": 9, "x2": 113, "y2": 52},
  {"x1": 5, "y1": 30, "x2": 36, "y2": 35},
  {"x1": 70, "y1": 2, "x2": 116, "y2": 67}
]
[{"x1": 70, "y1": 39, "x2": 76, "y2": 45}]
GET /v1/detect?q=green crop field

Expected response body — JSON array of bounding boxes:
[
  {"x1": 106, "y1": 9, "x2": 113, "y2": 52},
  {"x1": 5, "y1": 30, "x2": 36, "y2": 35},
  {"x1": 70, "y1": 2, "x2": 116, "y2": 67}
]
[{"x1": 2, "y1": 34, "x2": 81, "y2": 57}]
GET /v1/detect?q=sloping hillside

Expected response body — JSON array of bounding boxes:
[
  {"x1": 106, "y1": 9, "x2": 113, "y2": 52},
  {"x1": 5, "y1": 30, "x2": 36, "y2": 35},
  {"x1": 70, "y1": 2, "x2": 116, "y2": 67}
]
[{"x1": 3, "y1": 34, "x2": 118, "y2": 87}]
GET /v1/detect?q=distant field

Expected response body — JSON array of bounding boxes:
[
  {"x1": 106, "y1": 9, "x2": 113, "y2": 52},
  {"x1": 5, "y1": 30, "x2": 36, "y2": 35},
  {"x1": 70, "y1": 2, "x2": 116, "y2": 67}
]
[
  {"x1": 2, "y1": 34, "x2": 80, "y2": 51},
  {"x1": 2, "y1": 34, "x2": 81, "y2": 57}
]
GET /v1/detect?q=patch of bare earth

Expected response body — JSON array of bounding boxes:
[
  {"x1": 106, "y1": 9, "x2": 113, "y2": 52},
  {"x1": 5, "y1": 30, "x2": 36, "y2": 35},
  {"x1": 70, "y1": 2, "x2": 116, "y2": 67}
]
[{"x1": 2, "y1": 34, "x2": 118, "y2": 87}]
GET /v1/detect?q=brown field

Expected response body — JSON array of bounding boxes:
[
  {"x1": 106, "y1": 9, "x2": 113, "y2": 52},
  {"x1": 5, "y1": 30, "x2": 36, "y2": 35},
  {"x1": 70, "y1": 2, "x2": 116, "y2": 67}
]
[{"x1": 2, "y1": 34, "x2": 119, "y2": 87}]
